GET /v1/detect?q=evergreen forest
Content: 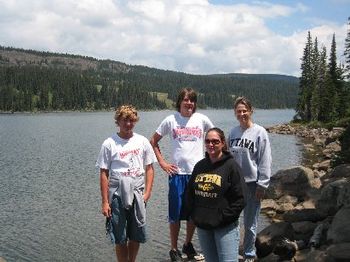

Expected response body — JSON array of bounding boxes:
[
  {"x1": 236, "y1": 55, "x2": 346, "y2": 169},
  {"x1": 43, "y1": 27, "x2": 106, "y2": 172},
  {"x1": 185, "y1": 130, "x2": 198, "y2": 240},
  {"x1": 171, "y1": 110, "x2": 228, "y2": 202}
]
[
  {"x1": 0, "y1": 46, "x2": 298, "y2": 112},
  {"x1": 296, "y1": 17, "x2": 350, "y2": 165},
  {"x1": 296, "y1": 25, "x2": 350, "y2": 124}
]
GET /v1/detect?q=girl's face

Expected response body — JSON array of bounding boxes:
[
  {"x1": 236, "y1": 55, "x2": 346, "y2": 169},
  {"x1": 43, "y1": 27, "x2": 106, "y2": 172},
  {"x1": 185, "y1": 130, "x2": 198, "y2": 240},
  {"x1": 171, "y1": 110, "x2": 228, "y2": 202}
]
[
  {"x1": 234, "y1": 103, "x2": 252, "y2": 127},
  {"x1": 205, "y1": 131, "x2": 224, "y2": 160}
]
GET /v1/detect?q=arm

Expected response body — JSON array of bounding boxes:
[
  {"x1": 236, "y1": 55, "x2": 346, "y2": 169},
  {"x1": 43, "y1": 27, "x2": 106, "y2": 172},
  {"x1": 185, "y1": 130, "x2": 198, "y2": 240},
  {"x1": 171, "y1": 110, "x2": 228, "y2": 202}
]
[
  {"x1": 223, "y1": 164, "x2": 246, "y2": 221},
  {"x1": 150, "y1": 132, "x2": 178, "y2": 175},
  {"x1": 99, "y1": 168, "x2": 111, "y2": 217},
  {"x1": 256, "y1": 131, "x2": 272, "y2": 199},
  {"x1": 205, "y1": 116, "x2": 214, "y2": 131},
  {"x1": 143, "y1": 164, "x2": 155, "y2": 202}
]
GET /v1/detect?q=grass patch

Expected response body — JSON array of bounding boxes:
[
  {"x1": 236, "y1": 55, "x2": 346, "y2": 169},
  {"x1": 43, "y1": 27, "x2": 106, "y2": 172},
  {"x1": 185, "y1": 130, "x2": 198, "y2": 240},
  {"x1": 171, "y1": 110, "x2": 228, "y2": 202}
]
[{"x1": 150, "y1": 92, "x2": 174, "y2": 108}]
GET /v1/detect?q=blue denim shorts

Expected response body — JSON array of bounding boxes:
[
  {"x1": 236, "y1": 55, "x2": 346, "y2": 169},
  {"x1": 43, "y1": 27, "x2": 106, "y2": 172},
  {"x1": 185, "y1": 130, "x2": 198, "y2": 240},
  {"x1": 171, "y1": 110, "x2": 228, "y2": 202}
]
[
  {"x1": 168, "y1": 174, "x2": 191, "y2": 223},
  {"x1": 109, "y1": 196, "x2": 146, "y2": 244}
]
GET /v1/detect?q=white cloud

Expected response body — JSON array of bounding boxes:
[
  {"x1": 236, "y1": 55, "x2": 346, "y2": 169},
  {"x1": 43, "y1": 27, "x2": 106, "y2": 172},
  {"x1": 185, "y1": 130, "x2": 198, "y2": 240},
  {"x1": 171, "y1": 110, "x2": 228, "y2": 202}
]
[{"x1": 0, "y1": 0, "x2": 347, "y2": 76}]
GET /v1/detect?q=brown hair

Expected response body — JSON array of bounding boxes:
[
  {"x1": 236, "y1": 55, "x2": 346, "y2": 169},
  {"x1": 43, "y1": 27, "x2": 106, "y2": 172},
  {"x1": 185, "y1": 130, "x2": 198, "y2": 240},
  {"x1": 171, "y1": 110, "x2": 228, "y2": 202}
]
[
  {"x1": 114, "y1": 105, "x2": 139, "y2": 125},
  {"x1": 176, "y1": 87, "x2": 197, "y2": 113},
  {"x1": 233, "y1": 96, "x2": 253, "y2": 112},
  {"x1": 206, "y1": 127, "x2": 228, "y2": 151}
]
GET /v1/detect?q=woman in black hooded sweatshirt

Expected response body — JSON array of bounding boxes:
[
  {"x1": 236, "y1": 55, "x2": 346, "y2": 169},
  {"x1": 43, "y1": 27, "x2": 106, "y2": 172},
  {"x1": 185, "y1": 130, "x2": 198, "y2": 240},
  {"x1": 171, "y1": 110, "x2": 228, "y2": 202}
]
[{"x1": 185, "y1": 127, "x2": 246, "y2": 262}]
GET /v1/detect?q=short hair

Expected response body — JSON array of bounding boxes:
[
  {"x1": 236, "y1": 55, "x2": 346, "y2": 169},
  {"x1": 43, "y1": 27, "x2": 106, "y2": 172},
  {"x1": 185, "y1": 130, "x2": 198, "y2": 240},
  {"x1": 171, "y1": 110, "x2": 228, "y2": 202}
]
[
  {"x1": 233, "y1": 96, "x2": 253, "y2": 112},
  {"x1": 206, "y1": 127, "x2": 228, "y2": 151},
  {"x1": 176, "y1": 87, "x2": 197, "y2": 113},
  {"x1": 114, "y1": 105, "x2": 139, "y2": 124}
]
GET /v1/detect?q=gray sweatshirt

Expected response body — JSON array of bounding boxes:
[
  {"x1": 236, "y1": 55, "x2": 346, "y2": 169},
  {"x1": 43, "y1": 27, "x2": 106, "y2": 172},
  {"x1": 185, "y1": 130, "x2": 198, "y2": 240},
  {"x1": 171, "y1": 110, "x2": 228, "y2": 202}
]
[
  {"x1": 109, "y1": 175, "x2": 146, "y2": 227},
  {"x1": 228, "y1": 123, "x2": 272, "y2": 188}
]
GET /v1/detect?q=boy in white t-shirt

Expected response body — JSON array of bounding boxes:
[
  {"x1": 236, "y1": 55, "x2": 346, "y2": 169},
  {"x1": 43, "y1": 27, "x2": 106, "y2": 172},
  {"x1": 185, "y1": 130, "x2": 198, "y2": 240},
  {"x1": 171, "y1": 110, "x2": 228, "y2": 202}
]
[
  {"x1": 150, "y1": 88, "x2": 214, "y2": 261},
  {"x1": 96, "y1": 105, "x2": 157, "y2": 262}
]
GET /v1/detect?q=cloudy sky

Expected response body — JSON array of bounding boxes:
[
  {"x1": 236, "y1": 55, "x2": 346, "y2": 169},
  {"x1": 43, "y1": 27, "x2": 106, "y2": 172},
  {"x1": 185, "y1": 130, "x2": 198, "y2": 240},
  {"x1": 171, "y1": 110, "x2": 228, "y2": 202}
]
[{"x1": 1, "y1": 0, "x2": 349, "y2": 76}]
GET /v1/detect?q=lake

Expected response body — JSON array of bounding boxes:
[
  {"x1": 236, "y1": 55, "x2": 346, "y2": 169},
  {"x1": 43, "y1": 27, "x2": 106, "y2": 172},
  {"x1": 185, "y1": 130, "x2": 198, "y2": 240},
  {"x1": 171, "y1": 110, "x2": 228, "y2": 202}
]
[{"x1": 0, "y1": 109, "x2": 302, "y2": 261}]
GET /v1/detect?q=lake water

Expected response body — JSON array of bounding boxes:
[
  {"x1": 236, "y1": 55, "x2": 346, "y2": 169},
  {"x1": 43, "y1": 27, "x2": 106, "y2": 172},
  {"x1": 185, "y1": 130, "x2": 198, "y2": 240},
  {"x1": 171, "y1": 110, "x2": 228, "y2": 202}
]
[{"x1": 0, "y1": 109, "x2": 301, "y2": 262}]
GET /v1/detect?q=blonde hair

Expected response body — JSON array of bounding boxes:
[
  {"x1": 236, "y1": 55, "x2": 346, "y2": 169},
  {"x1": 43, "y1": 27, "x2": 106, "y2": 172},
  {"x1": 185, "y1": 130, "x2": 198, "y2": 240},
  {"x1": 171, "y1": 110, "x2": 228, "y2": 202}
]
[{"x1": 114, "y1": 105, "x2": 139, "y2": 124}]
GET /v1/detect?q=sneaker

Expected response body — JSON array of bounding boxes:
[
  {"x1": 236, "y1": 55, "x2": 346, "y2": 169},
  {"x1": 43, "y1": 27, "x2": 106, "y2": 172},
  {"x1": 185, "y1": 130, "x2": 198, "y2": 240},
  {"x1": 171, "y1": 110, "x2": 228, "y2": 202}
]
[
  {"x1": 182, "y1": 242, "x2": 197, "y2": 260},
  {"x1": 169, "y1": 249, "x2": 182, "y2": 262}
]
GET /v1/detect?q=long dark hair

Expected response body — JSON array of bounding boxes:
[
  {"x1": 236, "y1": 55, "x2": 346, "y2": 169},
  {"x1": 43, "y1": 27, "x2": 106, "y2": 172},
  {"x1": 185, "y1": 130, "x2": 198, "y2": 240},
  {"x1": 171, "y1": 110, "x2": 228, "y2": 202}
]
[{"x1": 176, "y1": 87, "x2": 197, "y2": 113}]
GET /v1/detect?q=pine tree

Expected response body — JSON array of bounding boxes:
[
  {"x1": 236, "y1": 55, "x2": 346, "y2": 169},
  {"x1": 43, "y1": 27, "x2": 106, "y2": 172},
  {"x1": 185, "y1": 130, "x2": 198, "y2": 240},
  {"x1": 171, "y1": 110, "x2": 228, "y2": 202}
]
[
  {"x1": 317, "y1": 46, "x2": 329, "y2": 122},
  {"x1": 344, "y1": 17, "x2": 350, "y2": 81},
  {"x1": 297, "y1": 31, "x2": 313, "y2": 121},
  {"x1": 341, "y1": 17, "x2": 350, "y2": 118},
  {"x1": 326, "y1": 34, "x2": 341, "y2": 121},
  {"x1": 310, "y1": 37, "x2": 320, "y2": 121}
]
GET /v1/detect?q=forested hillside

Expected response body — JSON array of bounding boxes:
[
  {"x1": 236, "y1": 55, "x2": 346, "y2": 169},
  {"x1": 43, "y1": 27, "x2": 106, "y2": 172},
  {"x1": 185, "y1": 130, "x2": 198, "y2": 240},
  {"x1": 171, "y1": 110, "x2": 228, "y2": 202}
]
[{"x1": 0, "y1": 46, "x2": 299, "y2": 112}]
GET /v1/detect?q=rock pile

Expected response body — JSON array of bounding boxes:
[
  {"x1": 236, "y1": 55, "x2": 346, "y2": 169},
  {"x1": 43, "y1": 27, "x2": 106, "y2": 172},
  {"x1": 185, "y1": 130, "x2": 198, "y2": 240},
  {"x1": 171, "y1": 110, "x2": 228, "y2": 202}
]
[{"x1": 257, "y1": 124, "x2": 350, "y2": 261}]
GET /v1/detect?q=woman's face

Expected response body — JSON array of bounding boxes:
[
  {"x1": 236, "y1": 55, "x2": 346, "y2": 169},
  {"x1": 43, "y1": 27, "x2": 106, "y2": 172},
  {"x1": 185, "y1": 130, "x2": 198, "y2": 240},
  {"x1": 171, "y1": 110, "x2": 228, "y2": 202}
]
[
  {"x1": 234, "y1": 103, "x2": 252, "y2": 127},
  {"x1": 205, "y1": 131, "x2": 224, "y2": 159}
]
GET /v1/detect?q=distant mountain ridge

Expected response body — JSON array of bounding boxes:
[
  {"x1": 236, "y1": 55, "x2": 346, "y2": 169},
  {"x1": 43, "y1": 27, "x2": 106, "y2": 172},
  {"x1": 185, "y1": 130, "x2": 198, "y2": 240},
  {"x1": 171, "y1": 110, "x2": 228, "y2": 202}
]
[{"x1": 0, "y1": 45, "x2": 299, "y2": 111}]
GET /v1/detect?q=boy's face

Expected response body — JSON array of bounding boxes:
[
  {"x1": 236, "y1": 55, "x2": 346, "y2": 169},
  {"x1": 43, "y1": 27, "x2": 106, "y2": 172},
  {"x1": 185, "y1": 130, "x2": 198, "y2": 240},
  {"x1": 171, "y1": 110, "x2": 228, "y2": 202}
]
[
  {"x1": 117, "y1": 117, "x2": 136, "y2": 138},
  {"x1": 180, "y1": 94, "x2": 195, "y2": 117}
]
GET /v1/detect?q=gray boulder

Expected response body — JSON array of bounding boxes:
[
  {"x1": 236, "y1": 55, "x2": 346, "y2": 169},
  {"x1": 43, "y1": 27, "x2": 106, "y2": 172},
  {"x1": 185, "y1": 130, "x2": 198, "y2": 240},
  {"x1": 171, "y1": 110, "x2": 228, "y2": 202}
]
[
  {"x1": 328, "y1": 164, "x2": 350, "y2": 179},
  {"x1": 316, "y1": 178, "x2": 349, "y2": 216},
  {"x1": 325, "y1": 243, "x2": 350, "y2": 262},
  {"x1": 256, "y1": 221, "x2": 294, "y2": 258},
  {"x1": 327, "y1": 207, "x2": 350, "y2": 244},
  {"x1": 266, "y1": 166, "x2": 321, "y2": 199},
  {"x1": 283, "y1": 209, "x2": 326, "y2": 223},
  {"x1": 301, "y1": 249, "x2": 327, "y2": 262},
  {"x1": 292, "y1": 221, "x2": 317, "y2": 242}
]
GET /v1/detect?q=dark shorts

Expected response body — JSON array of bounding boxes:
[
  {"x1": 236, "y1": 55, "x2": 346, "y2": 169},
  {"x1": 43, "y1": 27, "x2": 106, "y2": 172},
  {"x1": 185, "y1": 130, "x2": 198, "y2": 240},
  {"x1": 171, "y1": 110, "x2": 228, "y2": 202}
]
[
  {"x1": 168, "y1": 174, "x2": 191, "y2": 223},
  {"x1": 110, "y1": 196, "x2": 146, "y2": 245}
]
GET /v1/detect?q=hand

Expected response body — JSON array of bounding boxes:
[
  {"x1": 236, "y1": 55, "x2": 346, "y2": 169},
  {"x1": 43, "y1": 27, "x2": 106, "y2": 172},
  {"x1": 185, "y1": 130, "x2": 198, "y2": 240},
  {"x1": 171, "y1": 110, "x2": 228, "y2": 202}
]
[
  {"x1": 255, "y1": 186, "x2": 266, "y2": 200},
  {"x1": 102, "y1": 202, "x2": 111, "y2": 217},
  {"x1": 160, "y1": 161, "x2": 178, "y2": 176},
  {"x1": 143, "y1": 192, "x2": 151, "y2": 202}
]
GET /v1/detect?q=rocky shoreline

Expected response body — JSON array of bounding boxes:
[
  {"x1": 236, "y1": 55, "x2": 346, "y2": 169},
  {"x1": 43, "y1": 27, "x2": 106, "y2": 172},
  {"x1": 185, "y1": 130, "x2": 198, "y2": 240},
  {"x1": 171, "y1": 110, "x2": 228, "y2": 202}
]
[{"x1": 256, "y1": 124, "x2": 350, "y2": 261}]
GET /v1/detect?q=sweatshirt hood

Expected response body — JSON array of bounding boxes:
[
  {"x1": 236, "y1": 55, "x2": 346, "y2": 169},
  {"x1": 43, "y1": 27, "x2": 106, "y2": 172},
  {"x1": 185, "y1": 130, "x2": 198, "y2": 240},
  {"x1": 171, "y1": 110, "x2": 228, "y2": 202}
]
[{"x1": 205, "y1": 150, "x2": 233, "y2": 165}]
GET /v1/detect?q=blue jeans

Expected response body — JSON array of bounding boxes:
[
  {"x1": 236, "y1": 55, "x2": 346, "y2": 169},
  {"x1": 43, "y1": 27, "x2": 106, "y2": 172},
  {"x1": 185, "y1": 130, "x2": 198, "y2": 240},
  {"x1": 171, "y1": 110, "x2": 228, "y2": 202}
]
[
  {"x1": 197, "y1": 221, "x2": 239, "y2": 262},
  {"x1": 243, "y1": 183, "x2": 261, "y2": 258}
]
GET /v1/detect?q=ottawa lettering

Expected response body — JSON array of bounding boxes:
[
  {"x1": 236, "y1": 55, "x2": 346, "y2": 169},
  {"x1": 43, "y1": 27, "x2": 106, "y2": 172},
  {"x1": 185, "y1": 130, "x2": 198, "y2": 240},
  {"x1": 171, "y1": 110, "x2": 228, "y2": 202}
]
[{"x1": 229, "y1": 138, "x2": 254, "y2": 153}]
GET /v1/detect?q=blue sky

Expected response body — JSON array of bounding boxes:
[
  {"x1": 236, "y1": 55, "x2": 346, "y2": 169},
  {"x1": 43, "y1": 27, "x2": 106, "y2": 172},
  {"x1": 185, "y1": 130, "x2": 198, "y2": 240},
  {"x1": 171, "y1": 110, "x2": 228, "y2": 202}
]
[
  {"x1": 0, "y1": 0, "x2": 349, "y2": 76},
  {"x1": 210, "y1": 0, "x2": 349, "y2": 35}
]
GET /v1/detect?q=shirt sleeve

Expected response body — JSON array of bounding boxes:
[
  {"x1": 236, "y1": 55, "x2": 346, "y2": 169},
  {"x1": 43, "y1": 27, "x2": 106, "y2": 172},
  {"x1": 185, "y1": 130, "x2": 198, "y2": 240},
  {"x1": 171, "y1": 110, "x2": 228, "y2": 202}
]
[
  {"x1": 96, "y1": 141, "x2": 111, "y2": 170},
  {"x1": 204, "y1": 115, "x2": 214, "y2": 131},
  {"x1": 156, "y1": 116, "x2": 170, "y2": 136},
  {"x1": 222, "y1": 161, "x2": 246, "y2": 222},
  {"x1": 256, "y1": 130, "x2": 272, "y2": 188}
]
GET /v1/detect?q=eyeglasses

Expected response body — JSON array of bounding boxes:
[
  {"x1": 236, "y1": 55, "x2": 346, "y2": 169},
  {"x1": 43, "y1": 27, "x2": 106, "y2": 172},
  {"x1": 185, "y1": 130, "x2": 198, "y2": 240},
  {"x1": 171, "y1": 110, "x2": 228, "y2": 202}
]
[{"x1": 205, "y1": 139, "x2": 221, "y2": 145}]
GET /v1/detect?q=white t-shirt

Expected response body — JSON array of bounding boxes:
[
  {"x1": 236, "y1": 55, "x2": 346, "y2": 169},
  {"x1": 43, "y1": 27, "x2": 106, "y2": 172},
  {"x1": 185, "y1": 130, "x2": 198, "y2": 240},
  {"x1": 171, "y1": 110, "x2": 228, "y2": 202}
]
[
  {"x1": 156, "y1": 112, "x2": 214, "y2": 174},
  {"x1": 96, "y1": 132, "x2": 157, "y2": 178},
  {"x1": 96, "y1": 132, "x2": 157, "y2": 203}
]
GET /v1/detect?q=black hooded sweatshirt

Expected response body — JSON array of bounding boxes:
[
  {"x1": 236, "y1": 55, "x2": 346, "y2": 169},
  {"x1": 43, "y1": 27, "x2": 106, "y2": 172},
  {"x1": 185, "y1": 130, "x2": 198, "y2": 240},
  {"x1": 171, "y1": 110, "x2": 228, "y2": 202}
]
[{"x1": 185, "y1": 151, "x2": 246, "y2": 230}]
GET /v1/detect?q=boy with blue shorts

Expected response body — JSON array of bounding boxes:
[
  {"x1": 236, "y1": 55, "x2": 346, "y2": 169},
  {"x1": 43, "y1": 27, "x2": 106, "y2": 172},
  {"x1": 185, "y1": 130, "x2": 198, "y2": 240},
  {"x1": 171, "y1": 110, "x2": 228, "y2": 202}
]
[
  {"x1": 96, "y1": 105, "x2": 157, "y2": 262},
  {"x1": 150, "y1": 88, "x2": 214, "y2": 261}
]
